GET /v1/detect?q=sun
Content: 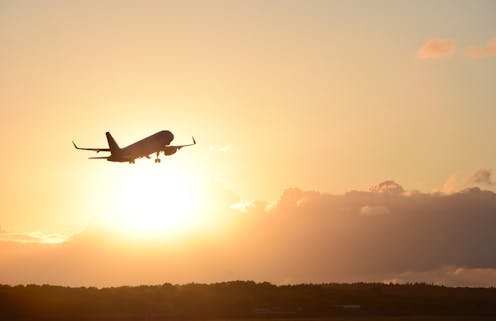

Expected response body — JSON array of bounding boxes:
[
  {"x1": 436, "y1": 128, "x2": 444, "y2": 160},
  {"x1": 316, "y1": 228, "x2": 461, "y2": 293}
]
[{"x1": 102, "y1": 162, "x2": 206, "y2": 238}]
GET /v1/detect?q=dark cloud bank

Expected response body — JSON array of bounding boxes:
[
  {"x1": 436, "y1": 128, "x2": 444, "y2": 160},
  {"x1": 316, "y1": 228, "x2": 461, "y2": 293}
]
[
  {"x1": 247, "y1": 183, "x2": 496, "y2": 286},
  {"x1": 1, "y1": 181, "x2": 496, "y2": 287}
]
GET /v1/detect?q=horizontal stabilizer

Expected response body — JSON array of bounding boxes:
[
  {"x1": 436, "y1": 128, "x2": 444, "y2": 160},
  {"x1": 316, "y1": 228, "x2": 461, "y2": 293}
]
[{"x1": 88, "y1": 156, "x2": 109, "y2": 160}]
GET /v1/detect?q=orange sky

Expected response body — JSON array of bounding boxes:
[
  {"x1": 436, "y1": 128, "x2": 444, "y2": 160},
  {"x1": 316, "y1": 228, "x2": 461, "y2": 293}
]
[{"x1": 1, "y1": 0, "x2": 496, "y2": 286}]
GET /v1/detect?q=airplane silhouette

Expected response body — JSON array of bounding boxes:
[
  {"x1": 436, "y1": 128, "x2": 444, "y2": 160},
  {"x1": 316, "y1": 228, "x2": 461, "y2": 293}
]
[{"x1": 73, "y1": 131, "x2": 196, "y2": 164}]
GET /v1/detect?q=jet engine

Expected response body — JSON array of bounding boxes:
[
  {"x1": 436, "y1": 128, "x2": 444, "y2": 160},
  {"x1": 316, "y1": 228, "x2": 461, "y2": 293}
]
[{"x1": 163, "y1": 146, "x2": 179, "y2": 156}]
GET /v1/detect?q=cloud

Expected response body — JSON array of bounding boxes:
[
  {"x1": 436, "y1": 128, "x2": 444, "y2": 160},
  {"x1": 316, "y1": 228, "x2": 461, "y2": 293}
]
[
  {"x1": 467, "y1": 169, "x2": 493, "y2": 186},
  {"x1": 466, "y1": 37, "x2": 496, "y2": 58},
  {"x1": 439, "y1": 174, "x2": 459, "y2": 194},
  {"x1": 231, "y1": 200, "x2": 269, "y2": 213},
  {"x1": 258, "y1": 185, "x2": 496, "y2": 283},
  {"x1": 231, "y1": 200, "x2": 256, "y2": 213},
  {"x1": 439, "y1": 170, "x2": 495, "y2": 194},
  {"x1": 0, "y1": 230, "x2": 67, "y2": 244},
  {"x1": 417, "y1": 38, "x2": 456, "y2": 59}
]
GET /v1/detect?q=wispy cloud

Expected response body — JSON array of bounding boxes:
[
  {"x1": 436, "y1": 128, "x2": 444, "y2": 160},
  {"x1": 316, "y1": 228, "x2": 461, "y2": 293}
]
[
  {"x1": 439, "y1": 169, "x2": 495, "y2": 194},
  {"x1": 0, "y1": 230, "x2": 67, "y2": 244},
  {"x1": 467, "y1": 168, "x2": 493, "y2": 186},
  {"x1": 439, "y1": 174, "x2": 459, "y2": 194},
  {"x1": 230, "y1": 200, "x2": 255, "y2": 213},
  {"x1": 417, "y1": 38, "x2": 456, "y2": 59},
  {"x1": 466, "y1": 37, "x2": 496, "y2": 58}
]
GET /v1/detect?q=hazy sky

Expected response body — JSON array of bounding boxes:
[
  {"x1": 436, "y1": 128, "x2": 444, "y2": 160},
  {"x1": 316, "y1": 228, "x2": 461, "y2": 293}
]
[{"x1": 1, "y1": 0, "x2": 496, "y2": 286}]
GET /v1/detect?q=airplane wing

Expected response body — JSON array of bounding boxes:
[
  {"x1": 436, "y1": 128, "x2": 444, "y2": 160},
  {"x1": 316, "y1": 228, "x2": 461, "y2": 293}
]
[
  {"x1": 162, "y1": 137, "x2": 196, "y2": 156},
  {"x1": 72, "y1": 141, "x2": 110, "y2": 153},
  {"x1": 88, "y1": 156, "x2": 109, "y2": 160},
  {"x1": 169, "y1": 137, "x2": 196, "y2": 150}
]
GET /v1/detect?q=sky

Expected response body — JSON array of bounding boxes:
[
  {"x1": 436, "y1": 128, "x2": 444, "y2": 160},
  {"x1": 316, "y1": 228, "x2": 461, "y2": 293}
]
[{"x1": 1, "y1": 0, "x2": 496, "y2": 286}]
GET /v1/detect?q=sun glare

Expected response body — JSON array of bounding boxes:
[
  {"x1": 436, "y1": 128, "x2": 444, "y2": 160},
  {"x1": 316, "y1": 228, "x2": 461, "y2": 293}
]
[{"x1": 102, "y1": 163, "x2": 206, "y2": 239}]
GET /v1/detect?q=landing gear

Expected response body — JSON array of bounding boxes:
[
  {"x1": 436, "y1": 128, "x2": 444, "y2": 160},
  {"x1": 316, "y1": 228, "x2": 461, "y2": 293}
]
[
  {"x1": 129, "y1": 160, "x2": 135, "y2": 164},
  {"x1": 154, "y1": 152, "x2": 161, "y2": 163}
]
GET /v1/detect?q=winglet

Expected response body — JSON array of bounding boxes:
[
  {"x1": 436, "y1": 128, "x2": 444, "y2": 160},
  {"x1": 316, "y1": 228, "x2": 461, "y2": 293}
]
[
  {"x1": 192, "y1": 136, "x2": 196, "y2": 145},
  {"x1": 72, "y1": 141, "x2": 79, "y2": 149}
]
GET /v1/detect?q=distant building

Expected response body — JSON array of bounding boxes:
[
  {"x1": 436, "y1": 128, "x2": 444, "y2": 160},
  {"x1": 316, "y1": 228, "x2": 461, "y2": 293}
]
[{"x1": 253, "y1": 306, "x2": 298, "y2": 316}]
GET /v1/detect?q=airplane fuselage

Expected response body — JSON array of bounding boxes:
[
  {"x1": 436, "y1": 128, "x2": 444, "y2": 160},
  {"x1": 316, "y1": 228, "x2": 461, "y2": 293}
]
[{"x1": 108, "y1": 130, "x2": 174, "y2": 162}]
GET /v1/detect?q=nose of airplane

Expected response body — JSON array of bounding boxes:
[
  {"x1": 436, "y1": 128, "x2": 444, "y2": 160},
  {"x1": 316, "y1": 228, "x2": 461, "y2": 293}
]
[{"x1": 166, "y1": 130, "x2": 174, "y2": 143}]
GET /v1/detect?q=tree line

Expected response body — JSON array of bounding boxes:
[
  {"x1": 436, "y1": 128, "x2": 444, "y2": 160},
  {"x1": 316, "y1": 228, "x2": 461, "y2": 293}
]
[{"x1": 0, "y1": 281, "x2": 495, "y2": 320}]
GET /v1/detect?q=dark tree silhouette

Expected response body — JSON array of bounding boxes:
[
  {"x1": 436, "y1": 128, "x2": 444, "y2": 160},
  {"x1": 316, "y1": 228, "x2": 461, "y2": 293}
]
[{"x1": 0, "y1": 282, "x2": 495, "y2": 320}]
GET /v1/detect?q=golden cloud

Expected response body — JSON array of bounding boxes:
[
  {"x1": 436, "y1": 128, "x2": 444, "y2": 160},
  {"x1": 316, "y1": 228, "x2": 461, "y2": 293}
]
[{"x1": 417, "y1": 38, "x2": 456, "y2": 59}]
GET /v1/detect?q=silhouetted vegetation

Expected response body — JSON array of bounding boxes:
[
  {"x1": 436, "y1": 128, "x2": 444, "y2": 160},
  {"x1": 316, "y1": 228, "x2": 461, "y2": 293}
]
[{"x1": 0, "y1": 281, "x2": 495, "y2": 320}]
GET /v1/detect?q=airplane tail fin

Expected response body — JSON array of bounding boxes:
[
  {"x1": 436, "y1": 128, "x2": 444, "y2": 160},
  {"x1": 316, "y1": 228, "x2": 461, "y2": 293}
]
[{"x1": 105, "y1": 132, "x2": 120, "y2": 153}]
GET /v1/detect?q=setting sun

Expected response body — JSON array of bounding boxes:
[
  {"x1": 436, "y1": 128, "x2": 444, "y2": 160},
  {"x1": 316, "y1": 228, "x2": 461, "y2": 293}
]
[{"x1": 100, "y1": 164, "x2": 206, "y2": 238}]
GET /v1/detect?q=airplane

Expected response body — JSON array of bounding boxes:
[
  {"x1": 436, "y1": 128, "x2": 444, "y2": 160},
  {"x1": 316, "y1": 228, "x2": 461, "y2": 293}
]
[{"x1": 73, "y1": 130, "x2": 196, "y2": 164}]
